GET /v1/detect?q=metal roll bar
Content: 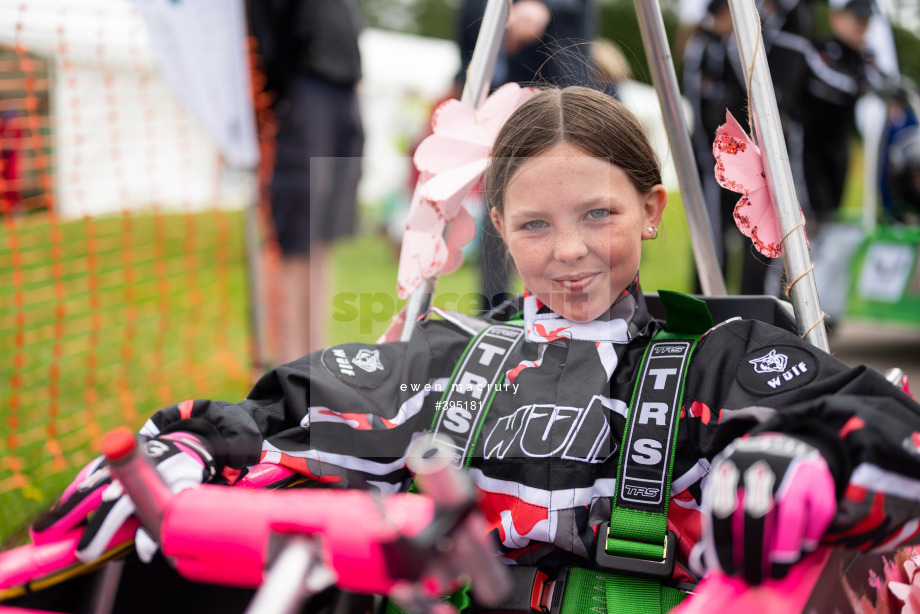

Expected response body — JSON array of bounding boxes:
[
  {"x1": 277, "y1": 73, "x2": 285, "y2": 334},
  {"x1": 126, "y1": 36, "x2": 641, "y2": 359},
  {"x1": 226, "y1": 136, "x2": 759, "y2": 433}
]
[
  {"x1": 633, "y1": 0, "x2": 727, "y2": 297},
  {"x1": 400, "y1": 0, "x2": 509, "y2": 341},
  {"x1": 724, "y1": 0, "x2": 829, "y2": 351}
]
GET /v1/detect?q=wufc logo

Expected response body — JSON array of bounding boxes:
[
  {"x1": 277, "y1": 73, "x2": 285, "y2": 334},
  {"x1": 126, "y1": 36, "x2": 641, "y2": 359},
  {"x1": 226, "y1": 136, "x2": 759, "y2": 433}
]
[
  {"x1": 483, "y1": 395, "x2": 619, "y2": 464},
  {"x1": 332, "y1": 349, "x2": 355, "y2": 376},
  {"x1": 749, "y1": 349, "x2": 787, "y2": 373},
  {"x1": 749, "y1": 349, "x2": 809, "y2": 390},
  {"x1": 765, "y1": 362, "x2": 809, "y2": 389},
  {"x1": 352, "y1": 348, "x2": 384, "y2": 373}
]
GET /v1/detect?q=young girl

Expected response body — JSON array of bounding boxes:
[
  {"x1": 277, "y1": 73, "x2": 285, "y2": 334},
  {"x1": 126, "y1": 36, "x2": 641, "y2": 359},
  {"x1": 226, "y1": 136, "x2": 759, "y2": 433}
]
[{"x1": 32, "y1": 87, "x2": 920, "y2": 610}]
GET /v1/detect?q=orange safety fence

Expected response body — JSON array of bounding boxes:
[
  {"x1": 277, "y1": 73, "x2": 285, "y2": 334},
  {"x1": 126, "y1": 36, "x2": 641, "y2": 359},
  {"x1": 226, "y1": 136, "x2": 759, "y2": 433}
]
[{"x1": 0, "y1": 3, "x2": 258, "y2": 547}]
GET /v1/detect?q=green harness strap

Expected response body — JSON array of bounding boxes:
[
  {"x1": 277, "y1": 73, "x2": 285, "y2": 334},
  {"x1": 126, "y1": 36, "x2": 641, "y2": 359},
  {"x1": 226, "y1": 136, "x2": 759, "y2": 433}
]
[
  {"x1": 561, "y1": 568, "x2": 687, "y2": 614},
  {"x1": 427, "y1": 318, "x2": 525, "y2": 469},
  {"x1": 385, "y1": 585, "x2": 472, "y2": 614},
  {"x1": 406, "y1": 318, "x2": 524, "y2": 497},
  {"x1": 562, "y1": 291, "x2": 713, "y2": 614}
]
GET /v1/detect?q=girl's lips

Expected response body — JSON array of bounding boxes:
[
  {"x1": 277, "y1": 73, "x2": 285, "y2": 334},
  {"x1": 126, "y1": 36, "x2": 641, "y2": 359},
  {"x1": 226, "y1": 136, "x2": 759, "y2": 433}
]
[{"x1": 553, "y1": 273, "x2": 598, "y2": 292}]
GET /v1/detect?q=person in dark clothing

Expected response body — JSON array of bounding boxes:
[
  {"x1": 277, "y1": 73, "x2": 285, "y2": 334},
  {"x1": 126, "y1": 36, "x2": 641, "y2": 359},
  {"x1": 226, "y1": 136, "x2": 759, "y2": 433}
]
[
  {"x1": 458, "y1": 0, "x2": 598, "y2": 91},
  {"x1": 682, "y1": 0, "x2": 743, "y2": 275},
  {"x1": 458, "y1": 0, "x2": 598, "y2": 312},
  {"x1": 803, "y1": 0, "x2": 881, "y2": 228},
  {"x1": 590, "y1": 37, "x2": 632, "y2": 101},
  {"x1": 885, "y1": 120, "x2": 920, "y2": 222},
  {"x1": 248, "y1": 0, "x2": 365, "y2": 359}
]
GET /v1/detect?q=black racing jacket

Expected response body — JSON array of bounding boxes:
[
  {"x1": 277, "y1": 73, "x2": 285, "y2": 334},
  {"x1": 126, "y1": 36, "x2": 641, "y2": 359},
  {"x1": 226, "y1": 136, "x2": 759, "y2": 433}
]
[{"x1": 143, "y1": 281, "x2": 920, "y2": 583}]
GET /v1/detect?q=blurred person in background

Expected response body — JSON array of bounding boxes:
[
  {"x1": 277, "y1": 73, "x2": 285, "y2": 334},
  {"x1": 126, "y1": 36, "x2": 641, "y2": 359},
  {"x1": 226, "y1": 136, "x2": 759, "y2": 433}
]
[
  {"x1": 248, "y1": 0, "x2": 365, "y2": 361},
  {"x1": 885, "y1": 121, "x2": 920, "y2": 223},
  {"x1": 457, "y1": 0, "x2": 598, "y2": 312},
  {"x1": 682, "y1": 0, "x2": 864, "y2": 295},
  {"x1": 803, "y1": 0, "x2": 884, "y2": 230},
  {"x1": 590, "y1": 37, "x2": 632, "y2": 100},
  {"x1": 682, "y1": 0, "x2": 743, "y2": 283}
]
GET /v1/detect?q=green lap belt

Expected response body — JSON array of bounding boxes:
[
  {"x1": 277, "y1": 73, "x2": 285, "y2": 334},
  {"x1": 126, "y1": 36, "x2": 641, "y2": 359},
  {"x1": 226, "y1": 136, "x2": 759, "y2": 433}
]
[
  {"x1": 562, "y1": 291, "x2": 711, "y2": 614},
  {"x1": 561, "y1": 568, "x2": 688, "y2": 614}
]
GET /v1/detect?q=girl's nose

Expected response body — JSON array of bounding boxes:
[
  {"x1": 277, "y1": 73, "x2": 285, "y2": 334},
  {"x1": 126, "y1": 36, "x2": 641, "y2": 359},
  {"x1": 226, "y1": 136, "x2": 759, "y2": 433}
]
[{"x1": 553, "y1": 228, "x2": 589, "y2": 263}]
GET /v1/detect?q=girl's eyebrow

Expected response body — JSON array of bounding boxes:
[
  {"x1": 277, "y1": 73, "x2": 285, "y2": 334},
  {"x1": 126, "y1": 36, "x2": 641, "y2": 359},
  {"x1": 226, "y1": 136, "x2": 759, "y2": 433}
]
[
  {"x1": 577, "y1": 195, "x2": 619, "y2": 209},
  {"x1": 507, "y1": 206, "x2": 549, "y2": 220},
  {"x1": 508, "y1": 195, "x2": 619, "y2": 220}
]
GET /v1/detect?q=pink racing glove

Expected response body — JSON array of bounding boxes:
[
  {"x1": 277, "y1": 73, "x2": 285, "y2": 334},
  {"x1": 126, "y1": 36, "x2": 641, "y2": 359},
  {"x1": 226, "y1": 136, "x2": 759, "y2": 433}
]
[
  {"x1": 703, "y1": 432, "x2": 837, "y2": 585},
  {"x1": 30, "y1": 432, "x2": 216, "y2": 564}
]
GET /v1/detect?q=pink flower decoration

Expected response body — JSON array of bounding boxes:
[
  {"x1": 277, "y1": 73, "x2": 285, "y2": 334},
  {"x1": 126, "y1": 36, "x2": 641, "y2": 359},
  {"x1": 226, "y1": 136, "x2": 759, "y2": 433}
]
[
  {"x1": 884, "y1": 549, "x2": 920, "y2": 614},
  {"x1": 396, "y1": 83, "x2": 538, "y2": 299},
  {"x1": 712, "y1": 110, "x2": 806, "y2": 259},
  {"x1": 396, "y1": 184, "x2": 477, "y2": 299}
]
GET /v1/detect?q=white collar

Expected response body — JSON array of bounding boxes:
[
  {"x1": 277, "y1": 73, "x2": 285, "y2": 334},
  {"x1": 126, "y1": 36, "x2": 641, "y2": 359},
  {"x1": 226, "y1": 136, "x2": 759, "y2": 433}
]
[{"x1": 522, "y1": 292, "x2": 634, "y2": 343}]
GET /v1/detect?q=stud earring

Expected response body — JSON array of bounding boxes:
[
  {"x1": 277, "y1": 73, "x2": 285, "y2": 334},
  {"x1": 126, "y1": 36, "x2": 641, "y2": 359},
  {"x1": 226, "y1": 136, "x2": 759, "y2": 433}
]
[{"x1": 646, "y1": 226, "x2": 658, "y2": 240}]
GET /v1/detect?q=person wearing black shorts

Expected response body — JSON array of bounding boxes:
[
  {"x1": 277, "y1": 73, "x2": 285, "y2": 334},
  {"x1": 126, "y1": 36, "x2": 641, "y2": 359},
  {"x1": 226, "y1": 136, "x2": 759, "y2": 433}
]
[{"x1": 249, "y1": 0, "x2": 365, "y2": 360}]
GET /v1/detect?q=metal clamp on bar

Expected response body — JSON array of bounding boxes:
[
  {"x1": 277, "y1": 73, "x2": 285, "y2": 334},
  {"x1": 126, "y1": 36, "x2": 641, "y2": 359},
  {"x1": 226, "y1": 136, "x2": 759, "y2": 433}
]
[{"x1": 594, "y1": 522, "x2": 676, "y2": 578}]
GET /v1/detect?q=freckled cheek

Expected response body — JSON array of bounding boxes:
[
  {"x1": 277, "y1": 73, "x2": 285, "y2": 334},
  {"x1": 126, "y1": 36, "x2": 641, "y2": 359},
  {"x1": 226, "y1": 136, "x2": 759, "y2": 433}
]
[
  {"x1": 599, "y1": 232, "x2": 642, "y2": 260},
  {"x1": 508, "y1": 241, "x2": 549, "y2": 281},
  {"x1": 586, "y1": 235, "x2": 617, "y2": 262}
]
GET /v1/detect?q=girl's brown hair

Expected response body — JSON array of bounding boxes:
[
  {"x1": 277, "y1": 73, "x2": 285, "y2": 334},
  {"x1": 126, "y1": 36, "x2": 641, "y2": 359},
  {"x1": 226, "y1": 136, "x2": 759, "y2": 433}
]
[{"x1": 484, "y1": 86, "x2": 662, "y2": 218}]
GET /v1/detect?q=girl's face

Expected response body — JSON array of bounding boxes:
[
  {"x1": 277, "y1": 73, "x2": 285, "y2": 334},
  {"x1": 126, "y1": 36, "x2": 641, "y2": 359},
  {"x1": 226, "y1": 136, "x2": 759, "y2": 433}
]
[{"x1": 492, "y1": 142, "x2": 666, "y2": 323}]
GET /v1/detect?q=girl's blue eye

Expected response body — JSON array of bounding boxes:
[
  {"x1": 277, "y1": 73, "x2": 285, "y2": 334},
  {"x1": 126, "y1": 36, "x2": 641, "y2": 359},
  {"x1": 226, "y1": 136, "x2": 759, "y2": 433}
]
[
  {"x1": 588, "y1": 209, "x2": 610, "y2": 220},
  {"x1": 523, "y1": 220, "x2": 546, "y2": 231}
]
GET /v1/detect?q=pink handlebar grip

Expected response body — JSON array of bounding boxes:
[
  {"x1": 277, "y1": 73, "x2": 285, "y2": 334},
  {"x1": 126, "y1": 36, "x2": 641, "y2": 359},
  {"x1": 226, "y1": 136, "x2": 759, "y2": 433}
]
[
  {"x1": 0, "y1": 529, "x2": 83, "y2": 592},
  {"x1": 0, "y1": 521, "x2": 140, "y2": 594},
  {"x1": 160, "y1": 486, "x2": 435, "y2": 592},
  {"x1": 100, "y1": 427, "x2": 137, "y2": 462},
  {"x1": 101, "y1": 427, "x2": 174, "y2": 543},
  {"x1": 408, "y1": 437, "x2": 512, "y2": 606}
]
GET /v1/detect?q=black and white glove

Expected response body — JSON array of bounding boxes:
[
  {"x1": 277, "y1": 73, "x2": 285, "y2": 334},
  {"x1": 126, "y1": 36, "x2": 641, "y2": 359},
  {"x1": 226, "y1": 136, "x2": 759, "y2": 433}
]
[
  {"x1": 31, "y1": 432, "x2": 216, "y2": 562},
  {"x1": 703, "y1": 433, "x2": 837, "y2": 585}
]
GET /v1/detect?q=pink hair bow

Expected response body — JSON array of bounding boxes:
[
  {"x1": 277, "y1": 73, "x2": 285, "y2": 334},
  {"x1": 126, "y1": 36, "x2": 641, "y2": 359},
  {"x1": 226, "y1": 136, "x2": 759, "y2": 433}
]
[
  {"x1": 713, "y1": 110, "x2": 806, "y2": 258},
  {"x1": 396, "y1": 83, "x2": 538, "y2": 299}
]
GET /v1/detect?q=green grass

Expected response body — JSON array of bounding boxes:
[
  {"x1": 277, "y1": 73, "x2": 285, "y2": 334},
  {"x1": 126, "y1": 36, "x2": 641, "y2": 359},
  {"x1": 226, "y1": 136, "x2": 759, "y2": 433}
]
[
  {"x1": 0, "y1": 210, "x2": 252, "y2": 548},
  {"x1": 640, "y1": 190, "x2": 695, "y2": 294}
]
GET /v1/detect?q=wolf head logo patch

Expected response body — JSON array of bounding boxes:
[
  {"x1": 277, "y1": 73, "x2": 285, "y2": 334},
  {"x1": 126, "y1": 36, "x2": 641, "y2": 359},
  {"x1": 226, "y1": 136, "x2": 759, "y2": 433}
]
[
  {"x1": 749, "y1": 349, "x2": 788, "y2": 374},
  {"x1": 352, "y1": 348, "x2": 384, "y2": 373},
  {"x1": 738, "y1": 345, "x2": 817, "y2": 395},
  {"x1": 322, "y1": 344, "x2": 392, "y2": 388}
]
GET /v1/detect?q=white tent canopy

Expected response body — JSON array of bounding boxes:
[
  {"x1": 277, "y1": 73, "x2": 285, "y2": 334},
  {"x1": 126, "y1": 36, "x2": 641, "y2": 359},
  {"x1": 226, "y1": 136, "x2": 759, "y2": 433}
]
[{"x1": 0, "y1": 0, "x2": 256, "y2": 219}]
